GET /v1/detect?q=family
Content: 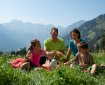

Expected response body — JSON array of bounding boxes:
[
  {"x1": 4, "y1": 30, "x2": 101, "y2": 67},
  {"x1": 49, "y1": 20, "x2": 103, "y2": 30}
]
[{"x1": 9, "y1": 27, "x2": 97, "y2": 74}]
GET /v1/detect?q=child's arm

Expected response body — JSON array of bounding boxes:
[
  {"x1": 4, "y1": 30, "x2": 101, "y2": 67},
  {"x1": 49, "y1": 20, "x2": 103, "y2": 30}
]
[
  {"x1": 64, "y1": 53, "x2": 79, "y2": 65},
  {"x1": 42, "y1": 50, "x2": 49, "y2": 59},
  {"x1": 64, "y1": 58, "x2": 75, "y2": 65},
  {"x1": 25, "y1": 50, "x2": 32, "y2": 60},
  {"x1": 64, "y1": 61, "x2": 72, "y2": 65}
]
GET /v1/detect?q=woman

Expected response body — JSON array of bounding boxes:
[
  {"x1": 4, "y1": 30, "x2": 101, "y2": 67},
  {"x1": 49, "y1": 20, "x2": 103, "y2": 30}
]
[{"x1": 66, "y1": 28, "x2": 84, "y2": 61}]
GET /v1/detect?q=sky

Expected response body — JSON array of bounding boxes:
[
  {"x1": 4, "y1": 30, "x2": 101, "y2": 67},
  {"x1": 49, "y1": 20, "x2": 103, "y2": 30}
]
[{"x1": 0, "y1": 0, "x2": 105, "y2": 27}]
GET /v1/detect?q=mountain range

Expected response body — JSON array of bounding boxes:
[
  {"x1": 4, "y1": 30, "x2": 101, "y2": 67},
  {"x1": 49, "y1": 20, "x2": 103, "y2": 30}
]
[
  {"x1": 0, "y1": 20, "x2": 84, "y2": 52},
  {"x1": 63, "y1": 14, "x2": 105, "y2": 51},
  {"x1": 0, "y1": 13, "x2": 105, "y2": 52}
]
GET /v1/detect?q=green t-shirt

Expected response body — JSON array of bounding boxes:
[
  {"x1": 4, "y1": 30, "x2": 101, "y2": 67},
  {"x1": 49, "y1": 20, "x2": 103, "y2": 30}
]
[{"x1": 44, "y1": 38, "x2": 65, "y2": 52}]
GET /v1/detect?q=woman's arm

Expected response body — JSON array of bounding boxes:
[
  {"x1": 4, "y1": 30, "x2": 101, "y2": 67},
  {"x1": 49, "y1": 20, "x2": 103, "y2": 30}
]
[{"x1": 66, "y1": 48, "x2": 71, "y2": 61}]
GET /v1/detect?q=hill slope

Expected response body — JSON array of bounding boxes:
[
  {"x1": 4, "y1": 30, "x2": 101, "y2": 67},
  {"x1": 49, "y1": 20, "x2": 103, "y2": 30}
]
[{"x1": 63, "y1": 14, "x2": 105, "y2": 51}]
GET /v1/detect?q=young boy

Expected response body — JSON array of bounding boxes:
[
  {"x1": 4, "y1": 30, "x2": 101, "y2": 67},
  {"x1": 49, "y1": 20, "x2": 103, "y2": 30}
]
[{"x1": 65, "y1": 42, "x2": 97, "y2": 74}]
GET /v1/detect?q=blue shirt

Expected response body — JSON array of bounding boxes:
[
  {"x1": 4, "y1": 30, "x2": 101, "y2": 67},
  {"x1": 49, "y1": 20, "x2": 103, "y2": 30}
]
[{"x1": 68, "y1": 39, "x2": 84, "y2": 56}]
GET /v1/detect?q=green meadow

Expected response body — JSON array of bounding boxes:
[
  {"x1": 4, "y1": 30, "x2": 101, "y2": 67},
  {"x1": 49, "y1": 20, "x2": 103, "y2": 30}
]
[{"x1": 0, "y1": 53, "x2": 105, "y2": 85}]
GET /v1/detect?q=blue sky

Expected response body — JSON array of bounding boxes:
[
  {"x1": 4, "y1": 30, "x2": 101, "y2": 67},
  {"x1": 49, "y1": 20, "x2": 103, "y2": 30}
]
[{"x1": 0, "y1": 0, "x2": 105, "y2": 27}]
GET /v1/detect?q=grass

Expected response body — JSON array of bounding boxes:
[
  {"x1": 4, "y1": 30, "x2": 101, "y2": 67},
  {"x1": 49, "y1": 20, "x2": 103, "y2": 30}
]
[{"x1": 0, "y1": 53, "x2": 105, "y2": 85}]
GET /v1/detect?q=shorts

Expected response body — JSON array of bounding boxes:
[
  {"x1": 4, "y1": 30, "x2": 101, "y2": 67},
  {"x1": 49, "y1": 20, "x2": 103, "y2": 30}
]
[
  {"x1": 29, "y1": 61, "x2": 37, "y2": 69},
  {"x1": 39, "y1": 55, "x2": 47, "y2": 65}
]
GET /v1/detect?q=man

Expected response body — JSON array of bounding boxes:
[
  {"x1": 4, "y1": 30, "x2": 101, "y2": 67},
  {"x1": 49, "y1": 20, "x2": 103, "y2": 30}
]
[{"x1": 44, "y1": 27, "x2": 65, "y2": 60}]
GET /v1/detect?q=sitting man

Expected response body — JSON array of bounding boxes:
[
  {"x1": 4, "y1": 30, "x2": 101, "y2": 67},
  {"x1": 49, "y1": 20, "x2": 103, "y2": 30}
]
[{"x1": 44, "y1": 27, "x2": 65, "y2": 62}]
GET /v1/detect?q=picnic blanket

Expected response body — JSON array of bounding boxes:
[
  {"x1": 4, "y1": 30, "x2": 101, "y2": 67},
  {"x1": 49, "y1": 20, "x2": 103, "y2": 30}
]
[
  {"x1": 9, "y1": 58, "x2": 25, "y2": 68},
  {"x1": 9, "y1": 58, "x2": 51, "y2": 71}
]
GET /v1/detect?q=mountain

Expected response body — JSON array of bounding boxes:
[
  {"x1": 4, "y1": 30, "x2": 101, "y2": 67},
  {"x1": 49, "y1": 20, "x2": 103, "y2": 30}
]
[
  {"x1": 0, "y1": 20, "x2": 66, "y2": 52},
  {"x1": 0, "y1": 19, "x2": 85, "y2": 52},
  {"x1": 79, "y1": 14, "x2": 105, "y2": 51},
  {"x1": 0, "y1": 24, "x2": 21, "y2": 51},
  {"x1": 62, "y1": 14, "x2": 105, "y2": 51}
]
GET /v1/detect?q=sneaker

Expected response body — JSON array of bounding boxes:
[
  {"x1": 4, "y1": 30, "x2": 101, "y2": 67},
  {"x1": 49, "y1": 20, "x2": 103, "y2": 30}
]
[{"x1": 50, "y1": 59, "x2": 57, "y2": 70}]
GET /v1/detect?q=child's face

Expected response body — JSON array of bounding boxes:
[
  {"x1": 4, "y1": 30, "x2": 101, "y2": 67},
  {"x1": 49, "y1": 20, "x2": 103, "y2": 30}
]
[
  {"x1": 34, "y1": 43, "x2": 41, "y2": 49},
  {"x1": 78, "y1": 47, "x2": 87, "y2": 54}
]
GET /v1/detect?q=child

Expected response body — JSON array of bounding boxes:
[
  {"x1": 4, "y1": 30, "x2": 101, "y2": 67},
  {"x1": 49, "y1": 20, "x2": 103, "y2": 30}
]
[
  {"x1": 65, "y1": 42, "x2": 97, "y2": 74},
  {"x1": 20, "y1": 39, "x2": 49, "y2": 70}
]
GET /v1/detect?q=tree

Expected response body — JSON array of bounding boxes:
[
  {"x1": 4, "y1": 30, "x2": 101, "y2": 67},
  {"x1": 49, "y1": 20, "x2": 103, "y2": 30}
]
[
  {"x1": 15, "y1": 47, "x2": 27, "y2": 56},
  {"x1": 0, "y1": 51, "x2": 3, "y2": 55},
  {"x1": 100, "y1": 32, "x2": 105, "y2": 52},
  {"x1": 95, "y1": 43, "x2": 100, "y2": 52}
]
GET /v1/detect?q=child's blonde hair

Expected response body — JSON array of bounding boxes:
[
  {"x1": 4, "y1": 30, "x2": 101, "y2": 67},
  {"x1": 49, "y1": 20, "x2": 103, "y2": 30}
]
[{"x1": 28, "y1": 39, "x2": 41, "y2": 50}]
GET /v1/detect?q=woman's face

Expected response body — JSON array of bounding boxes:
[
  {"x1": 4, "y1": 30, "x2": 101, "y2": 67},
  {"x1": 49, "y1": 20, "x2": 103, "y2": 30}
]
[{"x1": 71, "y1": 32, "x2": 79, "y2": 40}]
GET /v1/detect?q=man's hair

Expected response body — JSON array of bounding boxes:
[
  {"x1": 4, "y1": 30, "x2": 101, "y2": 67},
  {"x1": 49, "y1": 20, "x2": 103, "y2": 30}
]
[
  {"x1": 51, "y1": 27, "x2": 58, "y2": 33},
  {"x1": 77, "y1": 41, "x2": 88, "y2": 49}
]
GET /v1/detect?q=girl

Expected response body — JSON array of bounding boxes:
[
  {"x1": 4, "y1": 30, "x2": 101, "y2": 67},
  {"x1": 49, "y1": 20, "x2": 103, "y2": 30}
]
[{"x1": 20, "y1": 39, "x2": 49, "y2": 70}]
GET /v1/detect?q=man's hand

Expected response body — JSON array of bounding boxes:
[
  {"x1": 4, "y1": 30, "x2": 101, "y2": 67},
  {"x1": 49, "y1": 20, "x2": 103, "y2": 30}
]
[
  {"x1": 50, "y1": 50, "x2": 56, "y2": 56},
  {"x1": 56, "y1": 51, "x2": 64, "y2": 57}
]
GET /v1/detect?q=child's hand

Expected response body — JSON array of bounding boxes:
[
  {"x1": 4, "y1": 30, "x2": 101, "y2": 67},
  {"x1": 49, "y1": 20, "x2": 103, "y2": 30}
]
[
  {"x1": 80, "y1": 64, "x2": 87, "y2": 68},
  {"x1": 24, "y1": 56, "x2": 30, "y2": 62},
  {"x1": 64, "y1": 61, "x2": 71, "y2": 66},
  {"x1": 64, "y1": 62, "x2": 68, "y2": 65}
]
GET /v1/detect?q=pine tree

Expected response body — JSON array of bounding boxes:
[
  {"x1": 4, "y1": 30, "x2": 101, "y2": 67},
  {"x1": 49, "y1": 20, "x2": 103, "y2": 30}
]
[{"x1": 100, "y1": 32, "x2": 105, "y2": 52}]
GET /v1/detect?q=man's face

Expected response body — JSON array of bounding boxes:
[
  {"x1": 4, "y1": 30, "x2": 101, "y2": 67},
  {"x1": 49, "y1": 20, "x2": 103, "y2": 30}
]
[{"x1": 51, "y1": 30, "x2": 58, "y2": 40}]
